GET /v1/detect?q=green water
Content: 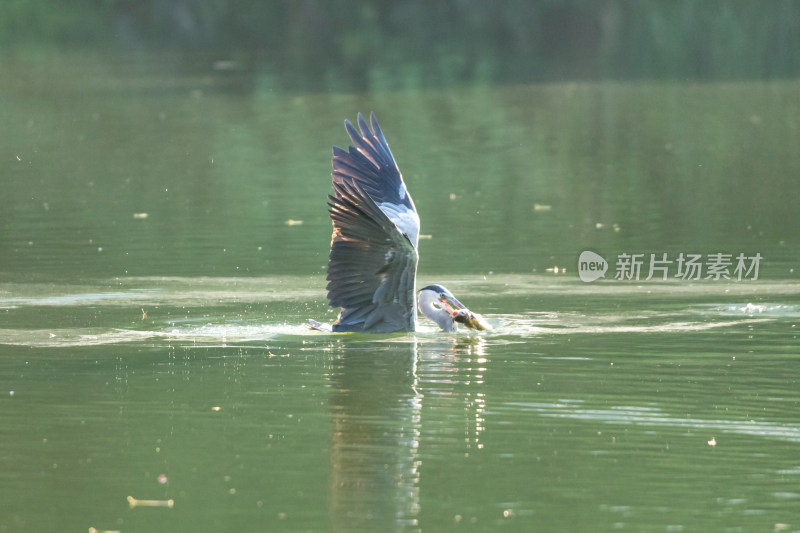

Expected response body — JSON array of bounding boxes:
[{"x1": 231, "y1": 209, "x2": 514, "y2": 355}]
[{"x1": 1, "y1": 52, "x2": 799, "y2": 532}]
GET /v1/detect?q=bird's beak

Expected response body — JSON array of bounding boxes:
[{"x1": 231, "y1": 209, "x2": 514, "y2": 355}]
[
  {"x1": 440, "y1": 295, "x2": 467, "y2": 315},
  {"x1": 441, "y1": 295, "x2": 489, "y2": 331}
]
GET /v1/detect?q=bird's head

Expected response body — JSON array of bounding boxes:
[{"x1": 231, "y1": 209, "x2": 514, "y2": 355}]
[{"x1": 418, "y1": 285, "x2": 488, "y2": 332}]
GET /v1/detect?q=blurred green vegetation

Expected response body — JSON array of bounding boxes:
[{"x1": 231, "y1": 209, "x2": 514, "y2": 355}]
[{"x1": 1, "y1": 0, "x2": 798, "y2": 89}]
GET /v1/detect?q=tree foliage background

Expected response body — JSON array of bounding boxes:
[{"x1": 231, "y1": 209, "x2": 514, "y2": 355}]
[{"x1": 2, "y1": 0, "x2": 798, "y2": 90}]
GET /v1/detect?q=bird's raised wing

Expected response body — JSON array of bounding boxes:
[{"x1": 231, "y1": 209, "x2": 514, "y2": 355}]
[
  {"x1": 332, "y1": 112, "x2": 420, "y2": 248},
  {"x1": 326, "y1": 113, "x2": 419, "y2": 333}
]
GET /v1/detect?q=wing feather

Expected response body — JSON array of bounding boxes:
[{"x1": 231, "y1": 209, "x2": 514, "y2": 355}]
[{"x1": 325, "y1": 113, "x2": 419, "y2": 333}]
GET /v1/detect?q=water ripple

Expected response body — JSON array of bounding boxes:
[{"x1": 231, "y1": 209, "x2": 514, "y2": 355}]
[{"x1": 501, "y1": 401, "x2": 800, "y2": 443}]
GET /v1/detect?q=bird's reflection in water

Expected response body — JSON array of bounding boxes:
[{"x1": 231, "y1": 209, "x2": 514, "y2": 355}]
[
  {"x1": 417, "y1": 336, "x2": 489, "y2": 451},
  {"x1": 417, "y1": 334, "x2": 488, "y2": 362},
  {"x1": 327, "y1": 335, "x2": 489, "y2": 531},
  {"x1": 328, "y1": 339, "x2": 422, "y2": 532}
]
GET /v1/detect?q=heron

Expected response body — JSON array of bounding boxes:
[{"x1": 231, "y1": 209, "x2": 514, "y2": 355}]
[{"x1": 319, "y1": 112, "x2": 488, "y2": 333}]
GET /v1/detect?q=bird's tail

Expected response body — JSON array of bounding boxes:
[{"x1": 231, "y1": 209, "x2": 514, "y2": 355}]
[{"x1": 307, "y1": 319, "x2": 333, "y2": 332}]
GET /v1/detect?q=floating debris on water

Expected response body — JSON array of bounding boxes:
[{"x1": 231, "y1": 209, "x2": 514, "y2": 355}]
[
  {"x1": 127, "y1": 496, "x2": 174, "y2": 509},
  {"x1": 593, "y1": 221, "x2": 620, "y2": 232}
]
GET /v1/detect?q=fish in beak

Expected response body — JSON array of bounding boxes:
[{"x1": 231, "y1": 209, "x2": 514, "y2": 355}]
[
  {"x1": 439, "y1": 294, "x2": 489, "y2": 331},
  {"x1": 453, "y1": 308, "x2": 490, "y2": 331}
]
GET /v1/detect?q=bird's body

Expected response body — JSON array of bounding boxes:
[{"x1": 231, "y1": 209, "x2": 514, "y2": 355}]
[{"x1": 323, "y1": 113, "x2": 486, "y2": 333}]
